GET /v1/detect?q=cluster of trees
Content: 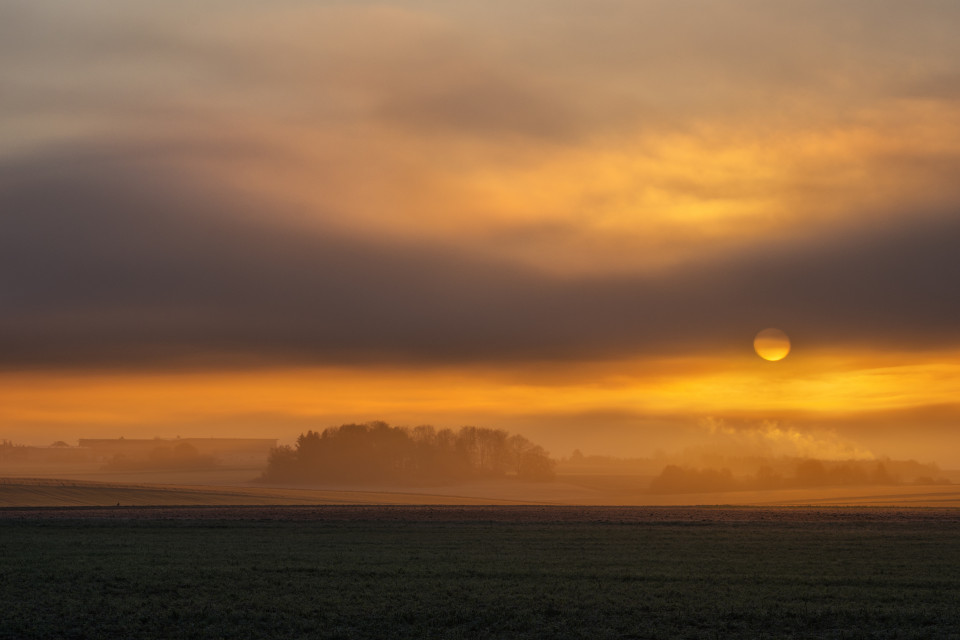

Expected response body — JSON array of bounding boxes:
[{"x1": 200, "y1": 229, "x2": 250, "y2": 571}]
[
  {"x1": 649, "y1": 458, "x2": 951, "y2": 493},
  {"x1": 261, "y1": 422, "x2": 555, "y2": 484}
]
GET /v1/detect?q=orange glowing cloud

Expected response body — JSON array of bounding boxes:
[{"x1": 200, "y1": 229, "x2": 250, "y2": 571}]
[{"x1": 3, "y1": 349, "x2": 959, "y2": 443}]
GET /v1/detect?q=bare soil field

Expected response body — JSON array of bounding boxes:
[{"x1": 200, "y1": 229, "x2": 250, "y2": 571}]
[
  {"x1": 4, "y1": 503, "x2": 960, "y2": 524},
  {"x1": 6, "y1": 475, "x2": 960, "y2": 509},
  {"x1": 0, "y1": 477, "x2": 522, "y2": 508}
]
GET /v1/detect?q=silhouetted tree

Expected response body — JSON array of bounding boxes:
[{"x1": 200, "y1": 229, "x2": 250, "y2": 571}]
[{"x1": 508, "y1": 434, "x2": 556, "y2": 481}]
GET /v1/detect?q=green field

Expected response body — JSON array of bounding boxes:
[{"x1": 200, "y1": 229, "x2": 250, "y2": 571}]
[{"x1": 3, "y1": 511, "x2": 960, "y2": 639}]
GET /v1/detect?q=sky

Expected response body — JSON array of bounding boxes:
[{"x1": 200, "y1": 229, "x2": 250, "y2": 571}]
[{"x1": 3, "y1": 1, "x2": 960, "y2": 464}]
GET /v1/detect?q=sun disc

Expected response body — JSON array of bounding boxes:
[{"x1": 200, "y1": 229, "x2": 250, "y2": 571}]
[{"x1": 754, "y1": 328, "x2": 790, "y2": 361}]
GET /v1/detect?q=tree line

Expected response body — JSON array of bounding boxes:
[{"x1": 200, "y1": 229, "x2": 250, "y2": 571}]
[
  {"x1": 261, "y1": 422, "x2": 555, "y2": 484},
  {"x1": 649, "y1": 458, "x2": 950, "y2": 493}
]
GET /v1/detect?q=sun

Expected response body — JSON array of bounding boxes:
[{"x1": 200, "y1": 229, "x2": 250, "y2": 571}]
[{"x1": 754, "y1": 328, "x2": 791, "y2": 361}]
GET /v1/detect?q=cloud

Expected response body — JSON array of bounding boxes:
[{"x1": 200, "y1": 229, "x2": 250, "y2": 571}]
[
  {"x1": 7, "y1": 1, "x2": 960, "y2": 149},
  {"x1": 1, "y1": 145, "x2": 959, "y2": 371}
]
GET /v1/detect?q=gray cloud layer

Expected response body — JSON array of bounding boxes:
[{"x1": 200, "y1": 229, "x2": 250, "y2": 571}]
[
  {"x1": 6, "y1": 1, "x2": 960, "y2": 146},
  {"x1": 2, "y1": 147, "x2": 958, "y2": 370}
]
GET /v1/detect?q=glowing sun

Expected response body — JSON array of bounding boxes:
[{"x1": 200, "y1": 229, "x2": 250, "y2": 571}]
[{"x1": 754, "y1": 328, "x2": 791, "y2": 361}]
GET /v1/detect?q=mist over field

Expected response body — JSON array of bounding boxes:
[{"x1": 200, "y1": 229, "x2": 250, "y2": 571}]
[{"x1": 4, "y1": 419, "x2": 958, "y2": 508}]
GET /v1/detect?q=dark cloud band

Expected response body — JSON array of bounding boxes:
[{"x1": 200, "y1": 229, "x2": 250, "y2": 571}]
[{"x1": 1, "y1": 148, "x2": 958, "y2": 370}]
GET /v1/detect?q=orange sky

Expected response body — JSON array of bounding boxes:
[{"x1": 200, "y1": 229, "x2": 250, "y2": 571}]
[{"x1": 2, "y1": 1, "x2": 960, "y2": 465}]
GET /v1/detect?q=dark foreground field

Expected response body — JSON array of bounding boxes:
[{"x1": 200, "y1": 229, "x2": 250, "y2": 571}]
[{"x1": 2, "y1": 507, "x2": 959, "y2": 639}]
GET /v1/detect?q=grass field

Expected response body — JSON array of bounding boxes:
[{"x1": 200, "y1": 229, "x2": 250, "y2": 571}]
[{"x1": 3, "y1": 507, "x2": 960, "y2": 639}]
